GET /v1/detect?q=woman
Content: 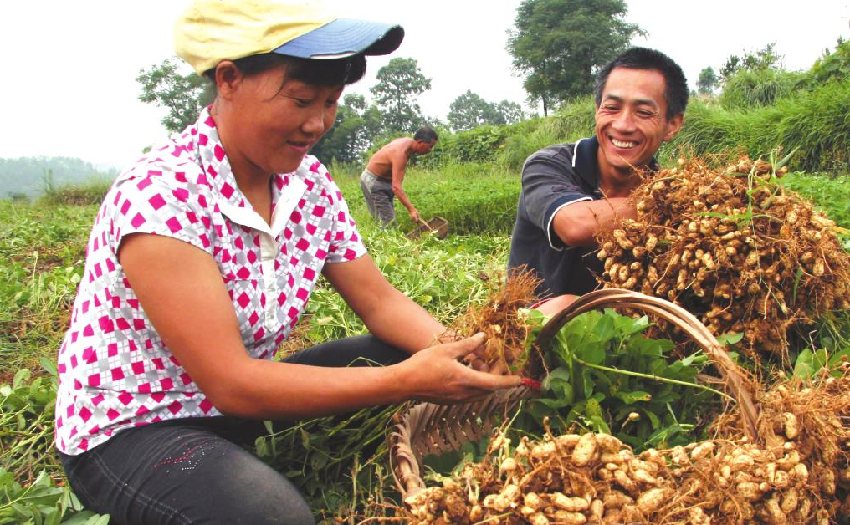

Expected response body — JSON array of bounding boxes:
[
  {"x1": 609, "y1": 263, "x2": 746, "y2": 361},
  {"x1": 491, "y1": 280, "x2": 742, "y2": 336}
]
[{"x1": 54, "y1": 1, "x2": 521, "y2": 523}]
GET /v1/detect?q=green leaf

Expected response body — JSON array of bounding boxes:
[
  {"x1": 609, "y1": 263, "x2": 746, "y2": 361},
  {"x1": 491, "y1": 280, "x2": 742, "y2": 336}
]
[
  {"x1": 792, "y1": 348, "x2": 815, "y2": 379},
  {"x1": 716, "y1": 332, "x2": 744, "y2": 346},
  {"x1": 615, "y1": 390, "x2": 653, "y2": 404},
  {"x1": 577, "y1": 343, "x2": 606, "y2": 365}
]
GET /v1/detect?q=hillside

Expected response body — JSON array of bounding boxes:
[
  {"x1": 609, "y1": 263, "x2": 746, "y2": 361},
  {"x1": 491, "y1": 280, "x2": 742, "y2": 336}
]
[{"x1": 0, "y1": 156, "x2": 118, "y2": 199}]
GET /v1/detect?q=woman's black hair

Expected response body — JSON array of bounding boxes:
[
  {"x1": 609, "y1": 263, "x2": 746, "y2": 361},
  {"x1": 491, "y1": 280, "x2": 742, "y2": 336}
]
[{"x1": 203, "y1": 52, "x2": 367, "y2": 92}]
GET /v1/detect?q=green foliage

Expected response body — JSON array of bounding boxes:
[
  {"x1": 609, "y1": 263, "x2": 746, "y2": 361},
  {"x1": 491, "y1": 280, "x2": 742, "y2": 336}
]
[
  {"x1": 41, "y1": 179, "x2": 112, "y2": 207},
  {"x1": 698, "y1": 67, "x2": 719, "y2": 95},
  {"x1": 719, "y1": 68, "x2": 806, "y2": 110},
  {"x1": 0, "y1": 469, "x2": 107, "y2": 525},
  {"x1": 447, "y1": 91, "x2": 525, "y2": 131},
  {"x1": 254, "y1": 405, "x2": 402, "y2": 512},
  {"x1": 0, "y1": 201, "x2": 91, "y2": 374},
  {"x1": 809, "y1": 37, "x2": 850, "y2": 85},
  {"x1": 441, "y1": 126, "x2": 511, "y2": 163},
  {"x1": 790, "y1": 347, "x2": 850, "y2": 380},
  {"x1": 507, "y1": 0, "x2": 643, "y2": 114},
  {"x1": 0, "y1": 366, "x2": 59, "y2": 485},
  {"x1": 780, "y1": 172, "x2": 850, "y2": 228},
  {"x1": 497, "y1": 98, "x2": 595, "y2": 171},
  {"x1": 524, "y1": 309, "x2": 719, "y2": 451},
  {"x1": 311, "y1": 94, "x2": 383, "y2": 165},
  {"x1": 136, "y1": 57, "x2": 215, "y2": 133},
  {"x1": 388, "y1": 165, "x2": 519, "y2": 236},
  {"x1": 719, "y1": 42, "x2": 784, "y2": 82},
  {"x1": 370, "y1": 58, "x2": 432, "y2": 133},
  {"x1": 0, "y1": 158, "x2": 117, "y2": 200},
  {"x1": 663, "y1": 80, "x2": 850, "y2": 172}
]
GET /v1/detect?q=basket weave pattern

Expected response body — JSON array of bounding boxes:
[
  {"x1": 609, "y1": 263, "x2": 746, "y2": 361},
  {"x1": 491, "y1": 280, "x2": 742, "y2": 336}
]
[{"x1": 390, "y1": 289, "x2": 760, "y2": 500}]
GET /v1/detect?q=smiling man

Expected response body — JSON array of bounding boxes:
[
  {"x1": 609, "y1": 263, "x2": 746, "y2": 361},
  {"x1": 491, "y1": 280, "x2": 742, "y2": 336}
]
[{"x1": 508, "y1": 48, "x2": 687, "y2": 307}]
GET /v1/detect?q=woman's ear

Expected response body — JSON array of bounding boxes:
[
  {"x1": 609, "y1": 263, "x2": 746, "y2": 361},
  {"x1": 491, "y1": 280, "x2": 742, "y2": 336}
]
[{"x1": 214, "y1": 61, "x2": 242, "y2": 100}]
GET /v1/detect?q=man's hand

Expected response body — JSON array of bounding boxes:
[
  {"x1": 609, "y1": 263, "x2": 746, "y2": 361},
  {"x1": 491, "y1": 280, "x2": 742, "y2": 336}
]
[
  {"x1": 408, "y1": 207, "x2": 421, "y2": 223},
  {"x1": 534, "y1": 294, "x2": 577, "y2": 316}
]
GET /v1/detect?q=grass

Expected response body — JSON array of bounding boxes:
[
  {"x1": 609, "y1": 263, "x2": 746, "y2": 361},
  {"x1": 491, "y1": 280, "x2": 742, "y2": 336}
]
[{"x1": 3, "y1": 161, "x2": 850, "y2": 522}]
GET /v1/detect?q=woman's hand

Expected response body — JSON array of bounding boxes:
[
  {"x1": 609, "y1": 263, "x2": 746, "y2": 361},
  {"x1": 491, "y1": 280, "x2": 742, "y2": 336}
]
[{"x1": 395, "y1": 333, "x2": 521, "y2": 404}]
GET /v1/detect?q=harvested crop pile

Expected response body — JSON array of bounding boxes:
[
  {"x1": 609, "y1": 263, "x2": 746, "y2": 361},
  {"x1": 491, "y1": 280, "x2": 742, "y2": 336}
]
[
  {"x1": 453, "y1": 269, "x2": 540, "y2": 376},
  {"x1": 596, "y1": 156, "x2": 850, "y2": 359},
  {"x1": 402, "y1": 366, "x2": 850, "y2": 525}
]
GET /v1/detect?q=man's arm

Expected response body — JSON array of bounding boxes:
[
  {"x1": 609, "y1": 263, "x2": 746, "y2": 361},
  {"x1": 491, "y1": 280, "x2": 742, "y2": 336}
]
[
  {"x1": 550, "y1": 197, "x2": 636, "y2": 247},
  {"x1": 389, "y1": 150, "x2": 419, "y2": 222}
]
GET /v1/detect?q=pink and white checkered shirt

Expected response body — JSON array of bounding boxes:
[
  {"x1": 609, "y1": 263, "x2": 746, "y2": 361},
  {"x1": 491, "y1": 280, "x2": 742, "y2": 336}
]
[{"x1": 54, "y1": 108, "x2": 366, "y2": 455}]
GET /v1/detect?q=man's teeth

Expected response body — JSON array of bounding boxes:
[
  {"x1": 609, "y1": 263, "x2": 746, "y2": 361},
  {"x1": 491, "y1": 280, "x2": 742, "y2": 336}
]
[{"x1": 612, "y1": 139, "x2": 635, "y2": 148}]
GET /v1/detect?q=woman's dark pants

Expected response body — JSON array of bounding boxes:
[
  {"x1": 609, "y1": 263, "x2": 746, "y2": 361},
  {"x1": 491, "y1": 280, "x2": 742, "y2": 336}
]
[{"x1": 59, "y1": 335, "x2": 407, "y2": 525}]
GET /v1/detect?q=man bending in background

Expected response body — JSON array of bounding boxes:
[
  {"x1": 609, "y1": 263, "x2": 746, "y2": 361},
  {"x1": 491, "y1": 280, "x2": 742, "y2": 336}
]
[{"x1": 360, "y1": 127, "x2": 438, "y2": 226}]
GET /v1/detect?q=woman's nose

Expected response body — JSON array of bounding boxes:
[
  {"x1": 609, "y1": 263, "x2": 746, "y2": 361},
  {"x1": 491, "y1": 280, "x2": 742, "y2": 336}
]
[{"x1": 301, "y1": 110, "x2": 327, "y2": 135}]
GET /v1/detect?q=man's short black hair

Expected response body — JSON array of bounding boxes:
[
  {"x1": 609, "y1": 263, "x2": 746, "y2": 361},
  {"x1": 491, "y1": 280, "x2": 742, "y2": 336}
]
[
  {"x1": 414, "y1": 126, "x2": 438, "y2": 143},
  {"x1": 594, "y1": 47, "x2": 689, "y2": 120}
]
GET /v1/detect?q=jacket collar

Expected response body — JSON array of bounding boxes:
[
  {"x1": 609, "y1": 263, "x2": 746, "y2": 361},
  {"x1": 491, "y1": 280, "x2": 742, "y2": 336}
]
[{"x1": 573, "y1": 135, "x2": 660, "y2": 193}]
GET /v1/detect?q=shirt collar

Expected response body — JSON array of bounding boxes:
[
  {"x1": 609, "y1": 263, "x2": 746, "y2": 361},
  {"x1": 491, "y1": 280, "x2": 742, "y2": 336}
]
[
  {"x1": 194, "y1": 107, "x2": 307, "y2": 238},
  {"x1": 573, "y1": 135, "x2": 660, "y2": 192}
]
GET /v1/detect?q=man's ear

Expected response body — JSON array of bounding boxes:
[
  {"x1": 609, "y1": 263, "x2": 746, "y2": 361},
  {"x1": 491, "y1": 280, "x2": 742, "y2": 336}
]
[
  {"x1": 664, "y1": 113, "x2": 684, "y2": 141},
  {"x1": 214, "y1": 61, "x2": 242, "y2": 100}
]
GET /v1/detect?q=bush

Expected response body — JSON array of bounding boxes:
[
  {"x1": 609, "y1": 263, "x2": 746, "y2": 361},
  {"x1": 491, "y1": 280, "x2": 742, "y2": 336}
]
[
  {"x1": 808, "y1": 38, "x2": 850, "y2": 86},
  {"x1": 663, "y1": 80, "x2": 850, "y2": 172},
  {"x1": 719, "y1": 68, "x2": 806, "y2": 110},
  {"x1": 497, "y1": 98, "x2": 595, "y2": 172},
  {"x1": 41, "y1": 178, "x2": 113, "y2": 206}
]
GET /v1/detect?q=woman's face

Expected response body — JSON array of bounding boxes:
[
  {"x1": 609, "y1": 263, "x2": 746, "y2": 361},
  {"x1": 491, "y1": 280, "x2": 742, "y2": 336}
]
[{"x1": 222, "y1": 64, "x2": 342, "y2": 177}]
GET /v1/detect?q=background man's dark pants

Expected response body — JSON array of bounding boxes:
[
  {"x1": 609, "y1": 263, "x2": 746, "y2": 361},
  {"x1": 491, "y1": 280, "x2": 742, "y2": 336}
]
[
  {"x1": 59, "y1": 335, "x2": 408, "y2": 525},
  {"x1": 360, "y1": 170, "x2": 396, "y2": 226}
]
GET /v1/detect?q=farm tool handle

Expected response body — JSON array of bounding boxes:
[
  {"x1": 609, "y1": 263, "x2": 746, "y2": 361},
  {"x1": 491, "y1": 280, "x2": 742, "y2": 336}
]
[
  {"x1": 534, "y1": 288, "x2": 760, "y2": 442},
  {"x1": 417, "y1": 216, "x2": 435, "y2": 232}
]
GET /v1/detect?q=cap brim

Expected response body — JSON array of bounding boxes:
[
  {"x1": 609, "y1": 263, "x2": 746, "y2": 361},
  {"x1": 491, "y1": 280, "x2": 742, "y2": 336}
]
[{"x1": 273, "y1": 18, "x2": 404, "y2": 59}]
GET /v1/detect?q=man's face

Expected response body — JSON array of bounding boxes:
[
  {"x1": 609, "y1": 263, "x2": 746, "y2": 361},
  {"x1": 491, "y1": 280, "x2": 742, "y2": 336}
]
[
  {"x1": 414, "y1": 139, "x2": 436, "y2": 155},
  {"x1": 595, "y1": 67, "x2": 683, "y2": 172}
]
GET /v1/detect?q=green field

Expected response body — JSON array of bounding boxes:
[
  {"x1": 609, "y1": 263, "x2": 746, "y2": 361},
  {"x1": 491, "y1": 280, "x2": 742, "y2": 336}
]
[{"x1": 3, "y1": 161, "x2": 850, "y2": 522}]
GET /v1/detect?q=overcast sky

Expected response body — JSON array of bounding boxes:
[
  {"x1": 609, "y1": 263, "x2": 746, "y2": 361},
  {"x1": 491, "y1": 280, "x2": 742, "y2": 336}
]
[{"x1": 1, "y1": 0, "x2": 848, "y2": 169}]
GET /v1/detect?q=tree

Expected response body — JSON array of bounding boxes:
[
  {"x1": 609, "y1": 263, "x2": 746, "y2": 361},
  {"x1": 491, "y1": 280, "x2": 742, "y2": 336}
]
[
  {"x1": 494, "y1": 100, "x2": 525, "y2": 125},
  {"x1": 507, "y1": 0, "x2": 643, "y2": 116},
  {"x1": 448, "y1": 91, "x2": 496, "y2": 131},
  {"x1": 370, "y1": 58, "x2": 431, "y2": 133},
  {"x1": 720, "y1": 43, "x2": 783, "y2": 83},
  {"x1": 697, "y1": 67, "x2": 719, "y2": 95},
  {"x1": 447, "y1": 91, "x2": 526, "y2": 131},
  {"x1": 310, "y1": 94, "x2": 382, "y2": 164},
  {"x1": 137, "y1": 57, "x2": 215, "y2": 133}
]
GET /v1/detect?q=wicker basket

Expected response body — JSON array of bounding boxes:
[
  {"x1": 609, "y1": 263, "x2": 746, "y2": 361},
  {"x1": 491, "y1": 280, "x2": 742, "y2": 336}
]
[
  {"x1": 406, "y1": 216, "x2": 449, "y2": 240},
  {"x1": 389, "y1": 288, "x2": 760, "y2": 500}
]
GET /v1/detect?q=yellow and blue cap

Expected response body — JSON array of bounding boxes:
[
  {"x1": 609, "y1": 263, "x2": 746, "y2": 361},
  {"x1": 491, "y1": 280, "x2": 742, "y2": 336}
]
[{"x1": 175, "y1": 0, "x2": 404, "y2": 75}]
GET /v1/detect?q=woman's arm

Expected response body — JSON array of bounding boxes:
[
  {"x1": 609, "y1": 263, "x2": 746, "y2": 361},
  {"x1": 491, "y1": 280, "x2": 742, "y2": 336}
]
[{"x1": 119, "y1": 234, "x2": 518, "y2": 421}]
